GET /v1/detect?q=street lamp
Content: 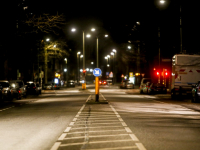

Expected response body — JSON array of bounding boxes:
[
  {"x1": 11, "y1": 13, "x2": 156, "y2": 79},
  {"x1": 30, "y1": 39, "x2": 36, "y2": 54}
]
[
  {"x1": 77, "y1": 51, "x2": 81, "y2": 85},
  {"x1": 44, "y1": 38, "x2": 50, "y2": 84}
]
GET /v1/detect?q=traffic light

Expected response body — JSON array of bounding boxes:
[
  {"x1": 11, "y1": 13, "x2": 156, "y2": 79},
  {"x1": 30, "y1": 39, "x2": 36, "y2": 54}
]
[
  {"x1": 165, "y1": 72, "x2": 168, "y2": 76},
  {"x1": 83, "y1": 69, "x2": 86, "y2": 77},
  {"x1": 156, "y1": 71, "x2": 160, "y2": 76}
]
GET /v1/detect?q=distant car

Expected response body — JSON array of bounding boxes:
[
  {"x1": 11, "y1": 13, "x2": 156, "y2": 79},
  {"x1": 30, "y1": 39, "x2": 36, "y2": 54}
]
[
  {"x1": 143, "y1": 82, "x2": 167, "y2": 94},
  {"x1": 43, "y1": 83, "x2": 53, "y2": 90},
  {"x1": 10, "y1": 80, "x2": 27, "y2": 99},
  {"x1": 191, "y1": 81, "x2": 200, "y2": 103},
  {"x1": 120, "y1": 80, "x2": 134, "y2": 89},
  {"x1": 67, "y1": 80, "x2": 75, "y2": 87},
  {"x1": 0, "y1": 80, "x2": 13, "y2": 101},
  {"x1": 26, "y1": 81, "x2": 41, "y2": 95},
  {"x1": 140, "y1": 78, "x2": 152, "y2": 93}
]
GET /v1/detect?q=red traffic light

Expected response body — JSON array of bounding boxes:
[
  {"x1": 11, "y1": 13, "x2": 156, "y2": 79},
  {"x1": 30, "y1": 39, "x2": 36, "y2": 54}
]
[
  {"x1": 156, "y1": 72, "x2": 160, "y2": 76},
  {"x1": 83, "y1": 69, "x2": 86, "y2": 73},
  {"x1": 165, "y1": 72, "x2": 168, "y2": 76}
]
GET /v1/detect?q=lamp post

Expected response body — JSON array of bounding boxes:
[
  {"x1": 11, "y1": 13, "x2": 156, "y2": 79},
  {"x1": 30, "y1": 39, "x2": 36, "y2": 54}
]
[
  {"x1": 77, "y1": 52, "x2": 81, "y2": 85},
  {"x1": 44, "y1": 38, "x2": 50, "y2": 84}
]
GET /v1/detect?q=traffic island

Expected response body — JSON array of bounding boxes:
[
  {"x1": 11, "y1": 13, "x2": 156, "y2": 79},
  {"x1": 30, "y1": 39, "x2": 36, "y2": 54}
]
[{"x1": 86, "y1": 95, "x2": 108, "y2": 104}]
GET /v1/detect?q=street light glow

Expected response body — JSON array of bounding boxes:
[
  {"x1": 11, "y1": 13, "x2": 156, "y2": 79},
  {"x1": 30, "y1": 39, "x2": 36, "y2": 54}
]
[
  {"x1": 111, "y1": 52, "x2": 114, "y2": 55},
  {"x1": 77, "y1": 51, "x2": 81, "y2": 54},
  {"x1": 107, "y1": 55, "x2": 110, "y2": 58},
  {"x1": 71, "y1": 28, "x2": 76, "y2": 32},
  {"x1": 105, "y1": 57, "x2": 107, "y2": 59},
  {"x1": 86, "y1": 34, "x2": 91, "y2": 38},
  {"x1": 80, "y1": 55, "x2": 83, "y2": 58},
  {"x1": 128, "y1": 46, "x2": 131, "y2": 49},
  {"x1": 105, "y1": 34, "x2": 108, "y2": 37},
  {"x1": 91, "y1": 28, "x2": 96, "y2": 32},
  {"x1": 113, "y1": 49, "x2": 116, "y2": 52},
  {"x1": 160, "y1": 0, "x2": 165, "y2": 4},
  {"x1": 46, "y1": 38, "x2": 50, "y2": 42}
]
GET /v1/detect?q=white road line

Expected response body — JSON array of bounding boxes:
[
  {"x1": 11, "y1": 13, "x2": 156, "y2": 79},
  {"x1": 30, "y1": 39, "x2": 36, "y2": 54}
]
[
  {"x1": 73, "y1": 118, "x2": 77, "y2": 122},
  {"x1": 125, "y1": 127, "x2": 132, "y2": 133},
  {"x1": 69, "y1": 122, "x2": 74, "y2": 126},
  {"x1": 58, "y1": 133, "x2": 67, "y2": 141},
  {"x1": 83, "y1": 146, "x2": 137, "y2": 150},
  {"x1": 129, "y1": 134, "x2": 139, "y2": 141},
  {"x1": 63, "y1": 134, "x2": 130, "y2": 140},
  {"x1": 100, "y1": 93, "x2": 106, "y2": 100},
  {"x1": 86, "y1": 95, "x2": 91, "y2": 102},
  {"x1": 72, "y1": 122, "x2": 123, "y2": 125},
  {"x1": 136, "y1": 143, "x2": 147, "y2": 150},
  {"x1": 67, "y1": 129, "x2": 126, "y2": 134},
  {"x1": 71, "y1": 126, "x2": 124, "y2": 129},
  {"x1": 50, "y1": 142, "x2": 61, "y2": 150},
  {"x1": 64, "y1": 127, "x2": 71, "y2": 132},
  {"x1": 121, "y1": 122, "x2": 127, "y2": 127},
  {"x1": 0, "y1": 106, "x2": 15, "y2": 112},
  {"x1": 119, "y1": 118, "x2": 124, "y2": 122},
  {"x1": 60, "y1": 139, "x2": 134, "y2": 147}
]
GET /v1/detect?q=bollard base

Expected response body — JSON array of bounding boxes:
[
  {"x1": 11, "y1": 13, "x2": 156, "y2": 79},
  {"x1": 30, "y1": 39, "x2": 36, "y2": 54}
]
[
  {"x1": 95, "y1": 94, "x2": 99, "y2": 102},
  {"x1": 82, "y1": 83, "x2": 86, "y2": 90}
]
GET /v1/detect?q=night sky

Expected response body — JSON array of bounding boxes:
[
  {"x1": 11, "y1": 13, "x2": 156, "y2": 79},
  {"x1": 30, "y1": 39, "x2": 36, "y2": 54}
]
[{"x1": 23, "y1": 0, "x2": 199, "y2": 55}]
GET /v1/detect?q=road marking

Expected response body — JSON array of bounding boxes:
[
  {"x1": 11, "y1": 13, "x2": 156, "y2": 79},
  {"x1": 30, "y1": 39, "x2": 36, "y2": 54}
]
[
  {"x1": 100, "y1": 93, "x2": 106, "y2": 100},
  {"x1": 80, "y1": 146, "x2": 137, "y2": 150},
  {"x1": 50, "y1": 142, "x2": 61, "y2": 150},
  {"x1": 129, "y1": 134, "x2": 139, "y2": 141},
  {"x1": 86, "y1": 95, "x2": 91, "y2": 102},
  {"x1": 60, "y1": 139, "x2": 134, "y2": 147},
  {"x1": 71, "y1": 125, "x2": 124, "y2": 129},
  {"x1": 63, "y1": 133, "x2": 130, "y2": 140},
  {"x1": 69, "y1": 122, "x2": 74, "y2": 126},
  {"x1": 119, "y1": 118, "x2": 124, "y2": 121},
  {"x1": 72, "y1": 118, "x2": 77, "y2": 122},
  {"x1": 58, "y1": 133, "x2": 67, "y2": 141},
  {"x1": 64, "y1": 127, "x2": 71, "y2": 132},
  {"x1": 67, "y1": 129, "x2": 126, "y2": 134},
  {"x1": 125, "y1": 127, "x2": 132, "y2": 133},
  {"x1": 0, "y1": 106, "x2": 15, "y2": 112},
  {"x1": 136, "y1": 143, "x2": 147, "y2": 150},
  {"x1": 122, "y1": 122, "x2": 127, "y2": 127}
]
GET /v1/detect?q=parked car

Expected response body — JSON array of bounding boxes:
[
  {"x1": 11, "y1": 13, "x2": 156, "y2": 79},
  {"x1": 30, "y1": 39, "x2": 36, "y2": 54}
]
[
  {"x1": 26, "y1": 81, "x2": 41, "y2": 95},
  {"x1": 67, "y1": 80, "x2": 75, "y2": 87},
  {"x1": 43, "y1": 83, "x2": 53, "y2": 90},
  {"x1": 10, "y1": 80, "x2": 27, "y2": 99},
  {"x1": 120, "y1": 80, "x2": 134, "y2": 89},
  {"x1": 191, "y1": 81, "x2": 200, "y2": 103},
  {"x1": 143, "y1": 82, "x2": 167, "y2": 94},
  {"x1": 0, "y1": 80, "x2": 13, "y2": 101},
  {"x1": 140, "y1": 78, "x2": 152, "y2": 93}
]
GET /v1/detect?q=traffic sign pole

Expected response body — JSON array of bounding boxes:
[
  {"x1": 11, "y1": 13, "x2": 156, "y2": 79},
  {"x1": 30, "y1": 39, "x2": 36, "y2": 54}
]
[
  {"x1": 95, "y1": 77, "x2": 99, "y2": 102},
  {"x1": 93, "y1": 68, "x2": 102, "y2": 102}
]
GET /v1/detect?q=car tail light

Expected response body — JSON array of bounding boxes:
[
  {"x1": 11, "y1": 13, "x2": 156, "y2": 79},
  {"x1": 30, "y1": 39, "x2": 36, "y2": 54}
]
[
  {"x1": 103, "y1": 81, "x2": 106, "y2": 84},
  {"x1": 33, "y1": 87, "x2": 36, "y2": 89},
  {"x1": 18, "y1": 90, "x2": 20, "y2": 93},
  {"x1": 99, "y1": 81, "x2": 102, "y2": 84},
  {"x1": 55, "y1": 85, "x2": 57, "y2": 87}
]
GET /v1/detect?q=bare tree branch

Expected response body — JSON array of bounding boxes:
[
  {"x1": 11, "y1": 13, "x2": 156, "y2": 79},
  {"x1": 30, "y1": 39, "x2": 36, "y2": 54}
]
[{"x1": 25, "y1": 13, "x2": 66, "y2": 35}]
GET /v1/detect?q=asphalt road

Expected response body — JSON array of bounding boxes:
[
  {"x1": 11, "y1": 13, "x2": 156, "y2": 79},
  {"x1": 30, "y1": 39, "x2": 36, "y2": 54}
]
[{"x1": 0, "y1": 85, "x2": 200, "y2": 150}]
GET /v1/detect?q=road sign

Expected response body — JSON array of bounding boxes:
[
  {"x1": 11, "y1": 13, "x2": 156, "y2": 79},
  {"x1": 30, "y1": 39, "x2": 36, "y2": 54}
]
[{"x1": 93, "y1": 68, "x2": 102, "y2": 77}]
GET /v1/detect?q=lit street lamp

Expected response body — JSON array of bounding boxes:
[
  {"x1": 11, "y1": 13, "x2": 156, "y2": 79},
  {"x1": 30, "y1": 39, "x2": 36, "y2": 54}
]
[{"x1": 77, "y1": 52, "x2": 81, "y2": 85}]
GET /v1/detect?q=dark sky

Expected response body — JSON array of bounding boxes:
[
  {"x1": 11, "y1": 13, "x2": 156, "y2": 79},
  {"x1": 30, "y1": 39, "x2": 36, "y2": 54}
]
[{"x1": 25, "y1": 0, "x2": 199, "y2": 54}]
